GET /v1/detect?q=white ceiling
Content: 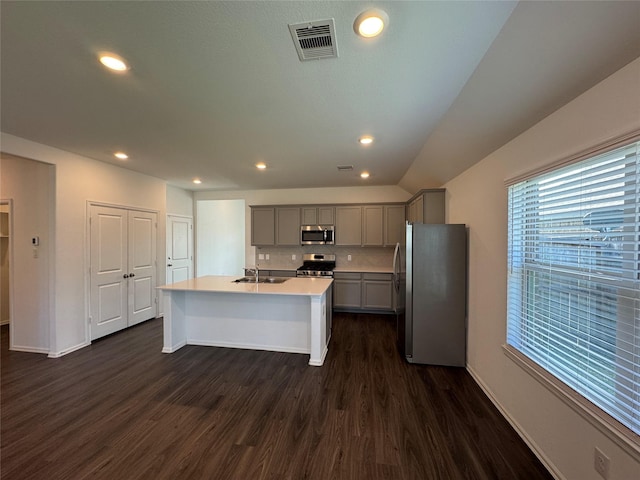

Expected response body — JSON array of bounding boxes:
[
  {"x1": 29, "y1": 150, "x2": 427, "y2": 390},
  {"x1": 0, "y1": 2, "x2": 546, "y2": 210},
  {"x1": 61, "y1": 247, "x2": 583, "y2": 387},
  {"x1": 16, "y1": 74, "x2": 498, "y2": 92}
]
[{"x1": 2, "y1": 1, "x2": 639, "y2": 193}]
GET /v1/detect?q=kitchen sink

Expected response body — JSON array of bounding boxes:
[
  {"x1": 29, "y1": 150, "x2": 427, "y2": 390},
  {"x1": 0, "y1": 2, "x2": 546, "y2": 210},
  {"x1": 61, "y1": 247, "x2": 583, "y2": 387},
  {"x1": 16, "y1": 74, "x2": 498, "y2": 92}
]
[{"x1": 233, "y1": 276, "x2": 289, "y2": 284}]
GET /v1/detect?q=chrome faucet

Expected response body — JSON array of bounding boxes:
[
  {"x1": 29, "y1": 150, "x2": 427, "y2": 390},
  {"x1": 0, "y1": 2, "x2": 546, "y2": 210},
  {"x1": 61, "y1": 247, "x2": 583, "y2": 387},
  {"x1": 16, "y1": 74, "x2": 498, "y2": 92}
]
[
  {"x1": 255, "y1": 264, "x2": 259, "y2": 283},
  {"x1": 245, "y1": 266, "x2": 259, "y2": 282}
]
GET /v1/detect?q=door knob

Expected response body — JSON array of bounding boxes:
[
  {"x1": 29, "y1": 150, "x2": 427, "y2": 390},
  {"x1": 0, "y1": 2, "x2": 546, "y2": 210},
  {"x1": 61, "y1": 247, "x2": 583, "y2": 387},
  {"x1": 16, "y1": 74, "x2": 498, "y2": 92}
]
[
  {"x1": 167, "y1": 264, "x2": 173, "y2": 267},
  {"x1": 123, "y1": 274, "x2": 129, "y2": 278},
  {"x1": 130, "y1": 273, "x2": 135, "y2": 278}
]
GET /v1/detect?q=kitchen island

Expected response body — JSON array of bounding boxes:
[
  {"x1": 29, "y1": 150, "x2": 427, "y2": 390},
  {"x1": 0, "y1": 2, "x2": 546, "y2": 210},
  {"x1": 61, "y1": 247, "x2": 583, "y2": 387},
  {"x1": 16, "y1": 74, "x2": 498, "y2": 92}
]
[{"x1": 157, "y1": 275, "x2": 333, "y2": 366}]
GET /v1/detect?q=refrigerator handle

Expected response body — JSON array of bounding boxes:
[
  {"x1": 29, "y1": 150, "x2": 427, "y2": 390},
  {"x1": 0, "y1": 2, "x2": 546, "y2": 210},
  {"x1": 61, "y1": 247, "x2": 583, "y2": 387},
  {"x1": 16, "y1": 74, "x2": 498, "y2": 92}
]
[{"x1": 392, "y1": 242, "x2": 400, "y2": 293}]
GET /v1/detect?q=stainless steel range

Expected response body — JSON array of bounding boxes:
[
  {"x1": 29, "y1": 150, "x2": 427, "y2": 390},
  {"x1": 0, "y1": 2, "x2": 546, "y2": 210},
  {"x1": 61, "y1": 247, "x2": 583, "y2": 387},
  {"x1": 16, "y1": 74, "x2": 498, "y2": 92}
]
[{"x1": 296, "y1": 254, "x2": 336, "y2": 277}]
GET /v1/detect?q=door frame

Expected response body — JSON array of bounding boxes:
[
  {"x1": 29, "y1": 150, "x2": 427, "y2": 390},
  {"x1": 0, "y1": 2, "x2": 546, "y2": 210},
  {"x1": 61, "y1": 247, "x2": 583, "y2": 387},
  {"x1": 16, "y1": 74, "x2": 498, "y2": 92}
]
[
  {"x1": 166, "y1": 214, "x2": 194, "y2": 285},
  {"x1": 86, "y1": 201, "x2": 159, "y2": 343},
  {"x1": 0, "y1": 199, "x2": 15, "y2": 348}
]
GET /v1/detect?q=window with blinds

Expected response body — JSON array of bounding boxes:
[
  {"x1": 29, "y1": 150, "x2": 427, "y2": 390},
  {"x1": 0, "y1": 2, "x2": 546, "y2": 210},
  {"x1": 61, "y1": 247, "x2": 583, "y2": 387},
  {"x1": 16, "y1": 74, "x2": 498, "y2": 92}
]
[{"x1": 507, "y1": 140, "x2": 640, "y2": 437}]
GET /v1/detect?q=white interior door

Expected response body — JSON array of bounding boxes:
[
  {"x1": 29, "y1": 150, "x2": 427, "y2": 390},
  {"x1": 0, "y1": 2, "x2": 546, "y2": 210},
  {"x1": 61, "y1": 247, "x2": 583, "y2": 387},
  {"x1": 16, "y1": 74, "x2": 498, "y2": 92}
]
[
  {"x1": 167, "y1": 215, "x2": 193, "y2": 284},
  {"x1": 90, "y1": 205, "x2": 128, "y2": 340},
  {"x1": 128, "y1": 210, "x2": 157, "y2": 326}
]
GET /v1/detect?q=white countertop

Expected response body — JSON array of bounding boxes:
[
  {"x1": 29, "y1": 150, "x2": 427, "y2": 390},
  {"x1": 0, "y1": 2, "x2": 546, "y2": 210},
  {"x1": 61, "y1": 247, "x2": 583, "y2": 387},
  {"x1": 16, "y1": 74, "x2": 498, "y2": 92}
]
[{"x1": 158, "y1": 275, "x2": 332, "y2": 296}]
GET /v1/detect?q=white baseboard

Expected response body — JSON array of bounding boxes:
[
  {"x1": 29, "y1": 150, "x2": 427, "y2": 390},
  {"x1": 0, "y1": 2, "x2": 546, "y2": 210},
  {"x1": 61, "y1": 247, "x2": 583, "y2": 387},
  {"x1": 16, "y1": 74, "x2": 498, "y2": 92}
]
[
  {"x1": 466, "y1": 365, "x2": 565, "y2": 480},
  {"x1": 162, "y1": 340, "x2": 187, "y2": 353},
  {"x1": 309, "y1": 345, "x2": 328, "y2": 367},
  {"x1": 10, "y1": 345, "x2": 49, "y2": 355},
  {"x1": 47, "y1": 341, "x2": 90, "y2": 358},
  {"x1": 186, "y1": 338, "x2": 310, "y2": 355}
]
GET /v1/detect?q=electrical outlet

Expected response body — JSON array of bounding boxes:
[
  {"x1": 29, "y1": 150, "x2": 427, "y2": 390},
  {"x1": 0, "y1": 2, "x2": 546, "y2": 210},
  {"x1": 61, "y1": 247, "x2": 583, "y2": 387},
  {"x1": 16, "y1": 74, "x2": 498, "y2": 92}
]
[
  {"x1": 594, "y1": 447, "x2": 610, "y2": 479},
  {"x1": 265, "y1": 254, "x2": 270, "y2": 260},
  {"x1": 292, "y1": 254, "x2": 296, "y2": 260},
  {"x1": 258, "y1": 253, "x2": 264, "y2": 260},
  {"x1": 347, "y1": 254, "x2": 352, "y2": 261}
]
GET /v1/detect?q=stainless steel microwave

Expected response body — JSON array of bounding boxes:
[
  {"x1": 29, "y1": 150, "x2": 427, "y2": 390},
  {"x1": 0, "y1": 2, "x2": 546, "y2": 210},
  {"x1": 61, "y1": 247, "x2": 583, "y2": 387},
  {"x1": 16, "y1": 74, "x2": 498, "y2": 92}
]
[{"x1": 301, "y1": 225, "x2": 335, "y2": 245}]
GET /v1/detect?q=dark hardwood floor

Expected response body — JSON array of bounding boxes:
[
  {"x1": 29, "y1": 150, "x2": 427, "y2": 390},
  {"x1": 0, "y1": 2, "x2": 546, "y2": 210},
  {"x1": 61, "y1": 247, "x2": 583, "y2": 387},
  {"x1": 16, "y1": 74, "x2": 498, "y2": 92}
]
[{"x1": 1, "y1": 314, "x2": 552, "y2": 480}]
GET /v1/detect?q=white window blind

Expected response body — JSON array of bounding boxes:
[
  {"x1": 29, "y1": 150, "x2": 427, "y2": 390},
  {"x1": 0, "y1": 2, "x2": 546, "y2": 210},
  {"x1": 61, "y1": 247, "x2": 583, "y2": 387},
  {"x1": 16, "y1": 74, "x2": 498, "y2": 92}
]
[{"x1": 507, "y1": 141, "x2": 640, "y2": 436}]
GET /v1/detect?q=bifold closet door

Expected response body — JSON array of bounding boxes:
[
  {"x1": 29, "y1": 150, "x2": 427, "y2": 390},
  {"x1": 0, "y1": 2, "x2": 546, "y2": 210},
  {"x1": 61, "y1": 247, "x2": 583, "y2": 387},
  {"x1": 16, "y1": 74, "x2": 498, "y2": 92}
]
[{"x1": 90, "y1": 205, "x2": 157, "y2": 340}]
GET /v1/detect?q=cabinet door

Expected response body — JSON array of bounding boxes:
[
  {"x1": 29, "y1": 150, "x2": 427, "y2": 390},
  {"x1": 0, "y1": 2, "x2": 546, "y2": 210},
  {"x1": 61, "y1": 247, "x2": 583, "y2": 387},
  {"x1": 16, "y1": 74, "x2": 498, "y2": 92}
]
[
  {"x1": 251, "y1": 207, "x2": 275, "y2": 246},
  {"x1": 333, "y1": 273, "x2": 362, "y2": 308},
  {"x1": 301, "y1": 206, "x2": 335, "y2": 225},
  {"x1": 301, "y1": 207, "x2": 317, "y2": 225},
  {"x1": 318, "y1": 207, "x2": 335, "y2": 225},
  {"x1": 276, "y1": 207, "x2": 300, "y2": 246},
  {"x1": 423, "y1": 190, "x2": 445, "y2": 224},
  {"x1": 384, "y1": 205, "x2": 405, "y2": 246},
  {"x1": 413, "y1": 196, "x2": 424, "y2": 224},
  {"x1": 335, "y1": 206, "x2": 362, "y2": 245},
  {"x1": 362, "y1": 206, "x2": 384, "y2": 246},
  {"x1": 362, "y1": 274, "x2": 393, "y2": 310}
]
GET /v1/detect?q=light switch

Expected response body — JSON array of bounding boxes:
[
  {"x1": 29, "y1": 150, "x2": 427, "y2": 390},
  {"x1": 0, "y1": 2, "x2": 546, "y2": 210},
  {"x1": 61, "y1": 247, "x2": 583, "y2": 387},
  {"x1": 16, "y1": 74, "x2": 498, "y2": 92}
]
[
  {"x1": 348, "y1": 254, "x2": 352, "y2": 261},
  {"x1": 258, "y1": 253, "x2": 265, "y2": 260},
  {"x1": 265, "y1": 254, "x2": 270, "y2": 260},
  {"x1": 292, "y1": 254, "x2": 296, "y2": 260}
]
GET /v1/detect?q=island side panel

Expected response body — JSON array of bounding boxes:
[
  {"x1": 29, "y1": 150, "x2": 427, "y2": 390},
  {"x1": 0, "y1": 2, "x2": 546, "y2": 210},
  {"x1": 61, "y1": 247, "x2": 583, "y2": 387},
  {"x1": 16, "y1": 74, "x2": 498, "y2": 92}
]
[
  {"x1": 308, "y1": 290, "x2": 328, "y2": 367},
  {"x1": 162, "y1": 289, "x2": 187, "y2": 353},
  {"x1": 184, "y1": 291, "x2": 311, "y2": 354}
]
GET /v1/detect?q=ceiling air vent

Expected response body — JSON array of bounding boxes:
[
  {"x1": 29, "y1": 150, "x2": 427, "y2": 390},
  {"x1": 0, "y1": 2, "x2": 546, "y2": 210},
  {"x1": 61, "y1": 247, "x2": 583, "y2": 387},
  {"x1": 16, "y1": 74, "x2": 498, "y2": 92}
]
[
  {"x1": 337, "y1": 165, "x2": 353, "y2": 172},
  {"x1": 288, "y1": 19, "x2": 338, "y2": 61}
]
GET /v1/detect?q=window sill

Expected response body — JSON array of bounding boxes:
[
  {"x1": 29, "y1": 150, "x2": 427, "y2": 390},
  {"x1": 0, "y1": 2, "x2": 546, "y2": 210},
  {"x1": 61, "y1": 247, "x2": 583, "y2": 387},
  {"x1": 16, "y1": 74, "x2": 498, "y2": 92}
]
[{"x1": 502, "y1": 344, "x2": 640, "y2": 460}]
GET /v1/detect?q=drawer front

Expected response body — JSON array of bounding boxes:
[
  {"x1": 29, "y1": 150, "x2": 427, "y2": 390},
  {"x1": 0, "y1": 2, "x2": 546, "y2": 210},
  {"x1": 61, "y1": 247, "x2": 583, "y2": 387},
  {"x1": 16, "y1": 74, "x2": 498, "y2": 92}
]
[
  {"x1": 333, "y1": 272, "x2": 362, "y2": 280},
  {"x1": 362, "y1": 273, "x2": 392, "y2": 281}
]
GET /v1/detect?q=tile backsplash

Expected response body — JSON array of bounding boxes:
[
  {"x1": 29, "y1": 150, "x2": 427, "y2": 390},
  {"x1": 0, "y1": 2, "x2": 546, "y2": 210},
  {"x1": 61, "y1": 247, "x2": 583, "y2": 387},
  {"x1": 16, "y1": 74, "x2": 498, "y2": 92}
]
[{"x1": 254, "y1": 245, "x2": 394, "y2": 269}]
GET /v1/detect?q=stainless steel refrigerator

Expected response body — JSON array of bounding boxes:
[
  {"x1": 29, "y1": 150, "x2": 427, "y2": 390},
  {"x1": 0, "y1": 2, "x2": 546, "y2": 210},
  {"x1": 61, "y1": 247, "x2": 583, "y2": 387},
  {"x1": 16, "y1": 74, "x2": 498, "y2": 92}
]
[{"x1": 393, "y1": 223, "x2": 467, "y2": 366}]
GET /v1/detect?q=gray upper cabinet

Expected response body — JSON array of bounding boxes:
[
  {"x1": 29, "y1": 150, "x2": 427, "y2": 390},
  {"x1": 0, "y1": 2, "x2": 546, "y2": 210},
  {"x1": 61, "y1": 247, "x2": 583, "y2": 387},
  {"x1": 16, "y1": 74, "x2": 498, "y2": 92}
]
[
  {"x1": 335, "y1": 206, "x2": 362, "y2": 246},
  {"x1": 301, "y1": 206, "x2": 335, "y2": 225},
  {"x1": 407, "y1": 189, "x2": 445, "y2": 224},
  {"x1": 276, "y1": 207, "x2": 300, "y2": 246},
  {"x1": 251, "y1": 207, "x2": 275, "y2": 246},
  {"x1": 384, "y1": 205, "x2": 406, "y2": 246},
  {"x1": 362, "y1": 206, "x2": 384, "y2": 246}
]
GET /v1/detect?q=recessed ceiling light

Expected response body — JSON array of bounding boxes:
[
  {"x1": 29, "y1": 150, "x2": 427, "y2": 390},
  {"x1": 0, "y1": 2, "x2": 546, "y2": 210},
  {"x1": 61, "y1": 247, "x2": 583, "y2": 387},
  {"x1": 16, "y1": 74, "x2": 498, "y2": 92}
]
[
  {"x1": 99, "y1": 53, "x2": 129, "y2": 72},
  {"x1": 360, "y1": 172, "x2": 370, "y2": 179},
  {"x1": 192, "y1": 178, "x2": 202, "y2": 184},
  {"x1": 114, "y1": 152, "x2": 128, "y2": 160},
  {"x1": 354, "y1": 9, "x2": 389, "y2": 38},
  {"x1": 256, "y1": 162, "x2": 267, "y2": 170},
  {"x1": 359, "y1": 136, "x2": 374, "y2": 145}
]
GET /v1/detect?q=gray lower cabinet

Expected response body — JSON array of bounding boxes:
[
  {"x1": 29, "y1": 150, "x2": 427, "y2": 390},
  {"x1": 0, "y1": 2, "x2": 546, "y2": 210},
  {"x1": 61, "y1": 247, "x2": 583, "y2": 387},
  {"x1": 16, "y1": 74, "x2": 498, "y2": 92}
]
[
  {"x1": 333, "y1": 272, "x2": 393, "y2": 312},
  {"x1": 269, "y1": 270, "x2": 296, "y2": 277},
  {"x1": 333, "y1": 272, "x2": 362, "y2": 309},
  {"x1": 362, "y1": 273, "x2": 393, "y2": 310}
]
